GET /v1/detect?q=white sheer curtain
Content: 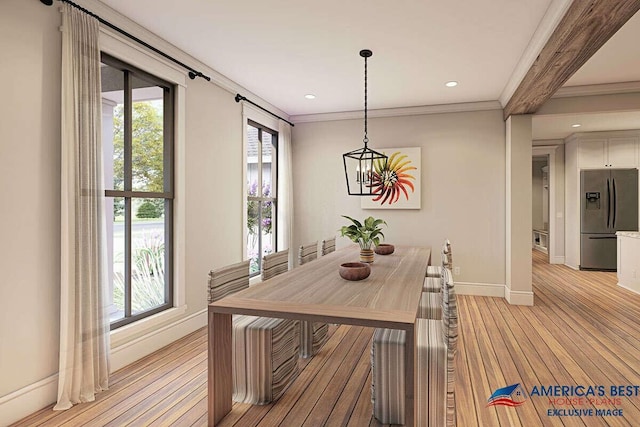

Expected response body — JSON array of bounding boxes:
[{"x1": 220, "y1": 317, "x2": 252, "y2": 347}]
[
  {"x1": 277, "y1": 121, "x2": 294, "y2": 265},
  {"x1": 55, "y1": 3, "x2": 110, "y2": 410}
]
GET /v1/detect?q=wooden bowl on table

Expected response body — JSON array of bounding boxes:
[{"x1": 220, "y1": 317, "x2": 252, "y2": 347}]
[
  {"x1": 339, "y1": 262, "x2": 371, "y2": 281},
  {"x1": 374, "y1": 243, "x2": 395, "y2": 255}
]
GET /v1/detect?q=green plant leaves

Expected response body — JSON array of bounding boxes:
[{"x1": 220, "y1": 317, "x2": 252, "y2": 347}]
[{"x1": 339, "y1": 215, "x2": 387, "y2": 249}]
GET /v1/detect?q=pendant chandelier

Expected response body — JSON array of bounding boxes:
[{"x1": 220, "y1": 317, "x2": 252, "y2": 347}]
[{"x1": 343, "y1": 49, "x2": 388, "y2": 196}]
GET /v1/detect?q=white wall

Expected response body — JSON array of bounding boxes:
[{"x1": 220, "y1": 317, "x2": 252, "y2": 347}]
[
  {"x1": 0, "y1": 0, "x2": 62, "y2": 401},
  {"x1": 554, "y1": 144, "x2": 566, "y2": 261},
  {"x1": 184, "y1": 81, "x2": 244, "y2": 308},
  {"x1": 532, "y1": 159, "x2": 546, "y2": 230},
  {"x1": 565, "y1": 139, "x2": 580, "y2": 268},
  {"x1": 292, "y1": 110, "x2": 507, "y2": 289},
  {"x1": 0, "y1": 0, "x2": 246, "y2": 422},
  {"x1": 505, "y1": 115, "x2": 533, "y2": 304}
]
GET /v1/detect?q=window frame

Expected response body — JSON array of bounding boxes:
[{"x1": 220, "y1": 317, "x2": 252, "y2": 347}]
[
  {"x1": 101, "y1": 52, "x2": 175, "y2": 330},
  {"x1": 246, "y1": 119, "x2": 279, "y2": 277}
]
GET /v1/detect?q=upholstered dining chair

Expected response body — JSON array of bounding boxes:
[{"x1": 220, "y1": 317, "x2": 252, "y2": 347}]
[
  {"x1": 371, "y1": 268, "x2": 458, "y2": 426},
  {"x1": 424, "y1": 239, "x2": 453, "y2": 292},
  {"x1": 262, "y1": 249, "x2": 290, "y2": 281},
  {"x1": 426, "y1": 239, "x2": 453, "y2": 278},
  {"x1": 298, "y1": 241, "x2": 318, "y2": 265},
  {"x1": 297, "y1": 242, "x2": 329, "y2": 358},
  {"x1": 423, "y1": 252, "x2": 449, "y2": 293},
  {"x1": 321, "y1": 236, "x2": 336, "y2": 256},
  {"x1": 208, "y1": 259, "x2": 300, "y2": 405},
  {"x1": 417, "y1": 289, "x2": 442, "y2": 320}
]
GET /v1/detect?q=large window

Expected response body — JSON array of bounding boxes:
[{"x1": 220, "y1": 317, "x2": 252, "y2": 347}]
[
  {"x1": 247, "y1": 121, "x2": 278, "y2": 276},
  {"x1": 101, "y1": 53, "x2": 174, "y2": 329}
]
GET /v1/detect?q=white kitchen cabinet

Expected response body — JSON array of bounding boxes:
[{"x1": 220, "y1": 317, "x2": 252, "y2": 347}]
[
  {"x1": 607, "y1": 137, "x2": 638, "y2": 168},
  {"x1": 578, "y1": 138, "x2": 607, "y2": 168},
  {"x1": 578, "y1": 136, "x2": 637, "y2": 168}
]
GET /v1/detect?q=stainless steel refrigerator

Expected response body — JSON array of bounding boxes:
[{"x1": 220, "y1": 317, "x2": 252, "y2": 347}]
[{"x1": 580, "y1": 168, "x2": 638, "y2": 271}]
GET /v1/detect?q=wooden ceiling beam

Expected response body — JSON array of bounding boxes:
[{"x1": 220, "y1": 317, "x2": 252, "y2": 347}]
[{"x1": 503, "y1": 0, "x2": 640, "y2": 120}]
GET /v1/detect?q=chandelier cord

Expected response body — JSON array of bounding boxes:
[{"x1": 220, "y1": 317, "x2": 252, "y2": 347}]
[{"x1": 363, "y1": 54, "x2": 368, "y2": 146}]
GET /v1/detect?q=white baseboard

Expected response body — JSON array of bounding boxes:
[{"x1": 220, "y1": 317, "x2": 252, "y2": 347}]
[
  {"x1": 0, "y1": 374, "x2": 58, "y2": 425},
  {"x1": 456, "y1": 281, "x2": 534, "y2": 306},
  {"x1": 550, "y1": 255, "x2": 565, "y2": 264},
  {"x1": 0, "y1": 308, "x2": 207, "y2": 425},
  {"x1": 565, "y1": 262, "x2": 579, "y2": 270},
  {"x1": 455, "y1": 281, "x2": 505, "y2": 298},
  {"x1": 618, "y1": 282, "x2": 640, "y2": 296},
  {"x1": 505, "y1": 287, "x2": 535, "y2": 306},
  {"x1": 111, "y1": 308, "x2": 207, "y2": 371}
]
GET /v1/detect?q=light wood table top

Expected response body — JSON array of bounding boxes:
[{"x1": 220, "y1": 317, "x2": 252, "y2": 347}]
[
  {"x1": 210, "y1": 245, "x2": 431, "y2": 328},
  {"x1": 208, "y1": 245, "x2": 430, "y2": 426}
]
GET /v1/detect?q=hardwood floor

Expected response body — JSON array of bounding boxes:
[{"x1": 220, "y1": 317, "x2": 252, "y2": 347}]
[
  {"x1": 12, "y1": 251, "x2": 640, "y2": 426},
  {"x1": 462, "y1": 250, "x2": 640, "y2": 427}
]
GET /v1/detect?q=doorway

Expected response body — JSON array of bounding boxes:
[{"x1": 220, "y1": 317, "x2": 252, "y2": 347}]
[
  {"x1": 532, "y1": 155, "x2": 550, "y2": 262},
  {"x1": 531, "y1": 145, "x2": 562, "y2": 265}
]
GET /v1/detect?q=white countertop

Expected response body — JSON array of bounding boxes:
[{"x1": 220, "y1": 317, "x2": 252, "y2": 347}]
[{"x1": 616, "y1": 231, "x2": 640, "y2": 239}]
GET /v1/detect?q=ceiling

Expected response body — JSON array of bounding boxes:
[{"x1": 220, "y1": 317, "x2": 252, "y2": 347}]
[{"x1": 99, "y1": 0, "x2": 640, "y2": 140}]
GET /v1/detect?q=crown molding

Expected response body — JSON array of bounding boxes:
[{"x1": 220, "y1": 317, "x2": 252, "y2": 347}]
[
  {"x1": 565, "y1": 129, "x2": 640, "y2": 143},
  {"x1": 552, "y1": 81, "x2": 640, "y2": 98},
  {"x1": 290, "y1": 101, "x2": 502, "y2": 124},
  {"x1": 499, "y1": 0, "x2": 573, "y2": 107}
]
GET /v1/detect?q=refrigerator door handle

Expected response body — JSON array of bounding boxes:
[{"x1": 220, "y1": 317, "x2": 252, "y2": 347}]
[
  {"x1": 606, "y1": 178, "x2": 611, "y2": 229},
  {"x1": 612, "y1": 178, "x2": 617, "y2": 229},
  {"x1": 588, "y1": 236, "x2": 617, "y2": 239}
]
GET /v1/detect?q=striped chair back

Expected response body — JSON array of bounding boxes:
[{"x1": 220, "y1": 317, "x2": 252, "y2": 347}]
[
  {"x1": 321, "y1": 237, "x2": 336, "y2": 256},
  {"x1": 262, "y1": 249, "x2": 290, "y2": 281},
  {"x1": 208, "y1": 260, "x2": 250, "y2": 303},
  {"x1": 298, "y1": 242, "x2": 318, "y2": 265},
  {"x1": 442, "y1": 252, "x2": 452, "y2": 271},
  {"x1": 441, "y1": 267, "x2": 458, "y2": 426},
  {"x1": 441, "y1": 268, "x2": 458, "y2": 350},
  {"x1": 443, "y1": 239, "x2": 453, "y2": 269}
]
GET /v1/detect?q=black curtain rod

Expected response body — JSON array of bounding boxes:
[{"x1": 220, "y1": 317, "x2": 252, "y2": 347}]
[
  {"x1": 235, "y1": 94, "x2": 294, "y2": 127},
  {"x1": 40, "y1": 0, "x2": 211, "y2": 81}
]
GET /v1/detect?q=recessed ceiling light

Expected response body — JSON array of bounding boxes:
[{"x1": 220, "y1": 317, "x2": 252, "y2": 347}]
[
  {"x1": 571, "y1": 123, "x2": 581, "y2": 128},
  {"x1": 445, "y1": 81, "x2": 458, "y2": 87},
  {"x1": 304, "y1": 94, "x2": 316, "y2": 100}
]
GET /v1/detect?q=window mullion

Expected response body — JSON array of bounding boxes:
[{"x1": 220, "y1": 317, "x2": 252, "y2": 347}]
[
  {"x1": 257, "y1": 128, "x2": 263, "y2": 199},
  {"x1": 163, "y1": 86, "x2": 174, "y2": 196},
  {"x1": 163, "y1": 86, "x2": 174, "y2": 306},
  {"x1": 124, "y1": 70, "x2": 133, "y2": 318},
  {"x1": 257, "y1": 129, "x2": 263, "y2": 269},
  {"x1": 124, "y1": 197, "x2": 132, "y2": 318},
  {"x1": 257, "y1": 201, "x2": 263, "y2": 272}
]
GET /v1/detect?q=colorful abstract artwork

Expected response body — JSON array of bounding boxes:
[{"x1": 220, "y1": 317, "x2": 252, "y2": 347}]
[{"x1": 362, "y1": 147, "x2": 421, "y2": 209}]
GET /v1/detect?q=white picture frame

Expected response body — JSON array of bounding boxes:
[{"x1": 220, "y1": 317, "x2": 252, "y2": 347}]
[{"x1": 361, "y1": 147, "x2": 421, "y2": 210}]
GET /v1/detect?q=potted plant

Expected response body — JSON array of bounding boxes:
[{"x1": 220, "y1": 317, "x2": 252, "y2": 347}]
[{"x1": 340, "y1": 215, "x2": 387, "y2": 263}]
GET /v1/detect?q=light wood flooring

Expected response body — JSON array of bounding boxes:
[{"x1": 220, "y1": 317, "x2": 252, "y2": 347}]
[{"x1": 12, "y1": 251, "x2": 640, "y2": 426}]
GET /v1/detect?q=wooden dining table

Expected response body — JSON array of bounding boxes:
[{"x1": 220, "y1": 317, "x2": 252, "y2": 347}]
[{"x1": 207, "y1": 245, "x2": 431, "y2": 426}]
